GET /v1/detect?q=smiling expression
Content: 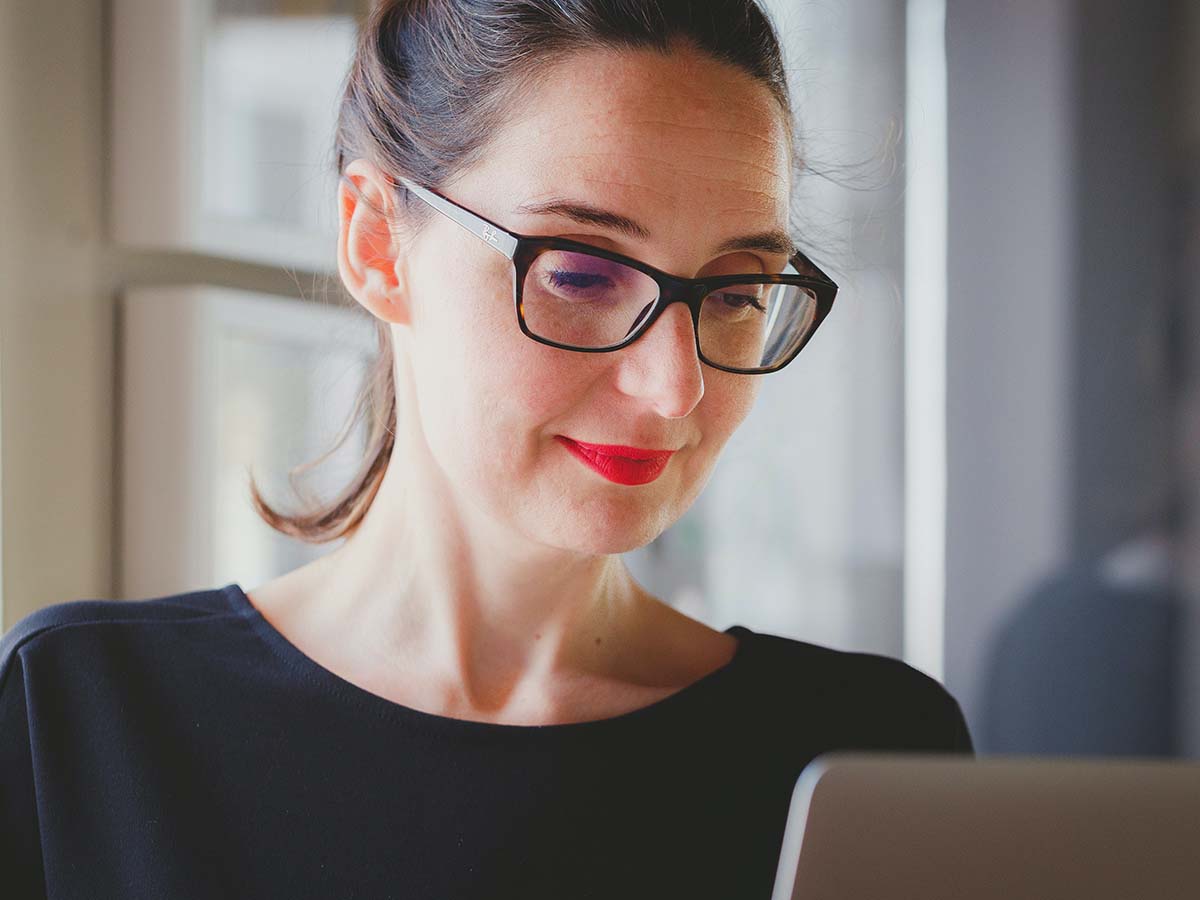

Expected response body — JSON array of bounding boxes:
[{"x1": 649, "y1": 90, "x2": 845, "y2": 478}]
[{"x1": 390, "y1": 41, "x2": 794, "y2": 554}]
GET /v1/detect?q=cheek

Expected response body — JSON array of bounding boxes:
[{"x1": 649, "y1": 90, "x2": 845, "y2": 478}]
[
  {"x1": 699, "y1": 371, "x2": 762, "y2": 451},
  {"x1": 413, "y1": 253, "x2": 519, "y2": 402},
  {"x1": 463, "y1": 287, "x2": 584, "y2": 429},
  {"x1": 408, "y1": 266, "x2": 586, "y2": 477}
]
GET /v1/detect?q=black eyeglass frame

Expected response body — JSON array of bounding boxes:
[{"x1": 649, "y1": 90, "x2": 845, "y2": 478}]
[{"x1": 389, "y1": 174, "x2": 839, "y2": 375}]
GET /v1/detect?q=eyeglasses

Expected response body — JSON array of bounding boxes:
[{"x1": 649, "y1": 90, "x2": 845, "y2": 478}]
[{"x1": 389, "y1": 175, "x2": 838, "y2": 375}]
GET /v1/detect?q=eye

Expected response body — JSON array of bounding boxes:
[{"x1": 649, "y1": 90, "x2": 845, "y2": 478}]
[
  {"x1": 547, "y1": 269, "x2": 613, "y2": 292},
  {"x1": 714, "y1": 291, "x2": 767, "y2": 312}
]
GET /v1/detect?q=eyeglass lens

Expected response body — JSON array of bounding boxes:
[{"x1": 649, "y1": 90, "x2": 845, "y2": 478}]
[{"x1": 520, "y1": 249, "x2": 819, "y2": 371}]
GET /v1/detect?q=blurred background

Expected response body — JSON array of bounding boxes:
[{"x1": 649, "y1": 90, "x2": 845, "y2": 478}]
[{"x1": 0, "y1": 0, "x2": 1196, "y2": 758}]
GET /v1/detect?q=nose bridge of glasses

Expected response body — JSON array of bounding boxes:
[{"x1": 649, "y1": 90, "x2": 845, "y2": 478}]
[
  {"x1": 656, "y1": 275, "x2": 709, "y2": 308},
  {"x1": 627, "y1": 274, "x2": 706, "y2": 343},
  {"x1": 634, "y1": 280, "x2": 702, "y2": 348}
]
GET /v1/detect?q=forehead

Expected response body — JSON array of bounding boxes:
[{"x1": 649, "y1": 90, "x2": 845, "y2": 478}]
[{"x1": 472, "y1": 44, "x2": 793, "y2": 223}]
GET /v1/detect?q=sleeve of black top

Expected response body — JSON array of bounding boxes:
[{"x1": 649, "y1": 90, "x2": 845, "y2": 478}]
[
  {"x1": 944, "y1": 690, "x2": 976, "y2": 755},
  {"x1": 0, "y1": 622, "x2": 50, "y2": 900}
]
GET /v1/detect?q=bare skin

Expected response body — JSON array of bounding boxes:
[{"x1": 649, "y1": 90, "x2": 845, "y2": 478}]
[{"x1": 244, "y1": 40, "x2": 793, "y2": 726}]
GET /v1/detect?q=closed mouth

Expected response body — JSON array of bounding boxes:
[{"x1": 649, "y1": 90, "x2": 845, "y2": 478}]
[{"x1": 556, "y1": 437, "x2": 675, "y2": 461}]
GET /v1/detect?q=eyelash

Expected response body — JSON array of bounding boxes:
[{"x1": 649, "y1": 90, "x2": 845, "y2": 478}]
[{"x1": 548, "y1": 269, "x2": 610, "y2": 290}]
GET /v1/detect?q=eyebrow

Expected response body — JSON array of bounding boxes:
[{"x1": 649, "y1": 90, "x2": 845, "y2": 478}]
[{"x1": 514, "y1": 197, "x2": 797, "y2": 259}]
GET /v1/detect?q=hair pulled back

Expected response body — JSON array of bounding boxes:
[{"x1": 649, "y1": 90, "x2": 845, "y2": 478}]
[{"x1": 250, "y1": 0, "x2": 798, "y2": 543}]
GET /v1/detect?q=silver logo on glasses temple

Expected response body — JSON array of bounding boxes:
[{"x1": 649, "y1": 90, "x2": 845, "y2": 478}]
[{"x1": 481, "y1": 224, "x2": 500, "y2": 244}]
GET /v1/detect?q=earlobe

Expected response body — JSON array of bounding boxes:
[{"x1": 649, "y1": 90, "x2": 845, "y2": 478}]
[{"x1": 337, "y1": 160, "x2": 412, "y2": 325}]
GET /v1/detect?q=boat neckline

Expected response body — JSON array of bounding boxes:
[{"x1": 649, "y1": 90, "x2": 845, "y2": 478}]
[{"x1": 222, "y1": 581, "x2": 754, "y2": 739}]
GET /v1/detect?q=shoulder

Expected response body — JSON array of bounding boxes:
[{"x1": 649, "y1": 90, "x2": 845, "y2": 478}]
[
  {"x1": 747, "y1": 628, "x2": 947, "y2": 698},
  {"x1": 0, "y1": 584, "x2": 236, "y2": 689},
  {"x1": 743, "y1": 628, "x2": 974, "y2": 753}
]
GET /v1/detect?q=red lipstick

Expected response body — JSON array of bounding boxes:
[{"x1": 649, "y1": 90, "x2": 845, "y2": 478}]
[{"x1": 556, "y1": 436, "x2": 675, "y2": 486}]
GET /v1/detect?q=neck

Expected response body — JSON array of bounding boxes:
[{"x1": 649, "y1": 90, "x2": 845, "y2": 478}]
[{"x1": 303, "y1": 401, "x2": 657, "y2": 704}]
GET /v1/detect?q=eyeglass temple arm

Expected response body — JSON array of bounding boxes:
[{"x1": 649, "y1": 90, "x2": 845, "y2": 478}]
[
  {"x1": 392, "y1": 175, "x2": 519, "y2": 260},
  {"x1": 788, "y1": 247, "x2": 836, "y2": 287},
  {"x1": 394, "y1": 174, "x2": 833, "y2": 290}
]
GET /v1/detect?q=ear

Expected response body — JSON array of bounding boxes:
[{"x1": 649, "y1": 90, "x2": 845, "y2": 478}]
[{"x1": 337, "y1": 158, "x2": 411, "y2": 325}]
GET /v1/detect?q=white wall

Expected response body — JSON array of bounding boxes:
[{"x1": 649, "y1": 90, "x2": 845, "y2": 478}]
[
  {"x1": 942, "y1": 0, "x2": 1076, "y2": 733},
  {"x1": 0, "y1": 0, "x2": 112, "y2": 629}
]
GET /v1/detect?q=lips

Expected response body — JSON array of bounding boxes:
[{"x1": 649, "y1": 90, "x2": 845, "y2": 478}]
[
  {"x1": 555, "y1": 436, "x2": 675, "y2": 486},
  {"x1": 561, "y1": 439, "x2": 675, "y2": 461}
]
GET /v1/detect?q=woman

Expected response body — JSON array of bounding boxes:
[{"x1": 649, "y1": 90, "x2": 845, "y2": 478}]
[{"x1": 0, "y1": 2, "x2": 972, "y2": 897}]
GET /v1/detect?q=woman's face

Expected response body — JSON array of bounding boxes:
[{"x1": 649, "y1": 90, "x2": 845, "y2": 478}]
[{"x1": 390, "y1": 43, "x2": 793, "y2": 555}]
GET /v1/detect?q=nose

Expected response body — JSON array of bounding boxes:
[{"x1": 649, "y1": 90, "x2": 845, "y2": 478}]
[{"x1": 614, "y1": 298, "x2": 705, "y2": 418}]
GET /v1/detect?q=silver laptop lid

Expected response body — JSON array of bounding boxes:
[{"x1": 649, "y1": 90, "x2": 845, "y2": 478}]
[{"x1": 772, "y1": 754, "x2": 1200, "y2": 900}]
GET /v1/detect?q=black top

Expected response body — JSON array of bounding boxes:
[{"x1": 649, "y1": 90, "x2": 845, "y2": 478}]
[{"x1": 0, "y1": 583, "x2": 973, "y2": 900}]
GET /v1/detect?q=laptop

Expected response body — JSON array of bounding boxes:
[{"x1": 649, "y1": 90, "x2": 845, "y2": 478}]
[{"x1": 770, "y1": 753, "x2": 1200, "y2": 900}]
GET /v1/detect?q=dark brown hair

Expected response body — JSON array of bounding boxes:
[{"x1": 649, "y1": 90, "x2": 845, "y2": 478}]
[{"x1": 250, "y1": 0, "x2": 800, "y2": 543}]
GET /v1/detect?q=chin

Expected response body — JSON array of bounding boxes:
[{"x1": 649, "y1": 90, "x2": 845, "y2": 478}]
[{"x1": 545, "y1": 500, "x2": 679, "y2": 557}]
